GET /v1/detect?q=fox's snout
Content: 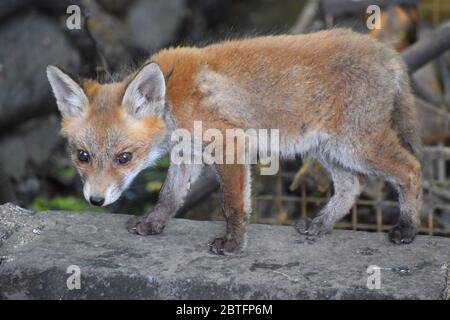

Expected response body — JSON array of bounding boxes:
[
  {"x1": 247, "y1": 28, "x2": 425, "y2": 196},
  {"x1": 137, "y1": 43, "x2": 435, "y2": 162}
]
[
  {"x1": 82, "y1": 181, "x2": 106, "y2": 207},
  {"x1": 82, "y1": 179, "x2": 123, "y2": 207}
]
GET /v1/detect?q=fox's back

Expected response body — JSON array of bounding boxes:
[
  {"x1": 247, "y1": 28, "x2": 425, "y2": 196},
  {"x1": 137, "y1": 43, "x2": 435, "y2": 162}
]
[{"x1": 154, "y1": 29, "x2": 407, "y2": 135}]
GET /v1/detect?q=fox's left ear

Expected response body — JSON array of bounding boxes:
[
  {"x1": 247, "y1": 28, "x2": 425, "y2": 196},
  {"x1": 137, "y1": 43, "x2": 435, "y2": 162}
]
[
  {"x1": 122, "y1": 62, "x2": 166, "y2": 118},
  {"x1": 46, "y1": 65, "x2": 88, "y2": 118}
]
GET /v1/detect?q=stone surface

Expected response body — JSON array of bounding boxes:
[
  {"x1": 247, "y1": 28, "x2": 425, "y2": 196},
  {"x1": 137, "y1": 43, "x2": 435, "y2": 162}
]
[
  {"x1": 81, "y1": 0, "x2": 132, "y2": 70},
  {"x1": 126, "y1": 0, "x2": 186, "y2": 53},
  {"x1": 0, "y1": 10, "x2": 80, "y2": 130},
  {"x1": 0, "y1": 115, "x2": 62, "y2": 181},
  {"x1": 0, "y1": 0, "x2": 31, "y2": 21},
  {"x1": 0, "y1": 203, "x2": 449, "y2": 300}
]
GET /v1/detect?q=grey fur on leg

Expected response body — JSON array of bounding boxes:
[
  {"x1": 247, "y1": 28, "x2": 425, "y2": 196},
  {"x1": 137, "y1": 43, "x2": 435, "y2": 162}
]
[
  {"x1": 389, "y1": 177, "x2": 421, "y2": 244},
  {"x1": 296, "y1": 161, "x2": 361, "y2": 236},
  {"x1": 128, "y1": 163, "x2": 204, "y2": 236}
]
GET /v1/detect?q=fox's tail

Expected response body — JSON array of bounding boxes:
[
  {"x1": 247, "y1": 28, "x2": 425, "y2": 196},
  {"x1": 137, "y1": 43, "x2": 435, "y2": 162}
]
[{"x1": 392, "y1": 87, "x2": 422, "y2": 160}]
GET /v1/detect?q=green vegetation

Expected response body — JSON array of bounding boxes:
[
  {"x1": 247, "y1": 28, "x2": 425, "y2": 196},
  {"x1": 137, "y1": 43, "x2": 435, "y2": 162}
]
[
  {"x1": 157, "y1": 156, "x2": 170, "y2": 169},
  {"x1": 55, "y1": 167, "x2": 77, "y2": 179},
  {"x1": 32, "y1": 196, "x2": 103, "y2": 212},
  {"x1": 141, "y1": 157, "x2": 169, "y2": 193},
  {"x1": 311, "y1": 190, "x2": 326, "y2": 198}
]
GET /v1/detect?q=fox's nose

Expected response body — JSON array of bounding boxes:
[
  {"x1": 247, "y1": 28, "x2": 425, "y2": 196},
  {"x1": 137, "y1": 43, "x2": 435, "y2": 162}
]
[{"x1": 89, "y1": 196, "x2": 105, "y2": 206}]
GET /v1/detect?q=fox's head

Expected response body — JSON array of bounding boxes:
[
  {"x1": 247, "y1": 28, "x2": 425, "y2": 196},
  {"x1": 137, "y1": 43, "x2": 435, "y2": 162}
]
[{"x1": 46, "y1": 63, "x2": 168, "y2": 206}]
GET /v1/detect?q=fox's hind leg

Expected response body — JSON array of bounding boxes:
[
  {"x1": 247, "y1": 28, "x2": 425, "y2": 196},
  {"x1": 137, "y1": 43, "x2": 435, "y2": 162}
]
[
  {"x1": 362, "y1": 135, "x2": 422, "y2": 244},
  {"x1": 296, "y1": 160, "x2": 361, "y2": 236}
]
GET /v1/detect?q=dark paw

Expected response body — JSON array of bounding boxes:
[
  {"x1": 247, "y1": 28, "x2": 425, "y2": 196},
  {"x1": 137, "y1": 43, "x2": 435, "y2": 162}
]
[
  {"x1": 389, "y1": 223, "x2": 417, "y2": 244},
  {"x1": 295, "y1": 217, "x2": 333, "y2": 236},
  {"x1": 295, "y1": 218, "x2": 312, "y2": 234},
  {"x1": 127, "y1": 215, "x2": 165, "y2": 236},
  {"x1": 208, "y1": 236, "x2": 243, "y2": 255}
]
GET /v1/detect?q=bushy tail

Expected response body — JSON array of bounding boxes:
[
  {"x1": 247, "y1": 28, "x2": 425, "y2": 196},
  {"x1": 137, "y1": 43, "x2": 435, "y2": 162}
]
[{"x1": 392, "y1": 89, "x2": 422, "y2": 160}]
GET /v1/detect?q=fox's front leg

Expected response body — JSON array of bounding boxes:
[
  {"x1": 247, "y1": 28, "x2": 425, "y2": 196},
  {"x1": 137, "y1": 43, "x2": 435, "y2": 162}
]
[
  {"x1": 209, "y1": 164, "x2": 252, "y2": 255},
  {"x1": 127, "y1": 163, "x2": 203, "y2": 235}
]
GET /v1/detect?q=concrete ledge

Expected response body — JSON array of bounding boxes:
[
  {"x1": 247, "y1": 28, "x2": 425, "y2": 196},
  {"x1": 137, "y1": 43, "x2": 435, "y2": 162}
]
[{"x1": 0, "y1": 203, "x2": 449, "y2": 299}]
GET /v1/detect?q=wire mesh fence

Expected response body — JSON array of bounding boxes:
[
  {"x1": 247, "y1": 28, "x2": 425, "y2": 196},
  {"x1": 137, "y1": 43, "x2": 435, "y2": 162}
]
[
  {"x1": 422, "y1": 0, "x2": 450, "y2": 25},
  {"x1": 246, "y1": 144, "x2": 450, "y2": 238}
]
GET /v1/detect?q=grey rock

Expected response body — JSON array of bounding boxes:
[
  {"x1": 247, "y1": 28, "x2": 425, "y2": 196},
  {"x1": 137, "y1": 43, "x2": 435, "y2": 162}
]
[
  {"x1": 126, "y1": 0, "x2": 186, "y2": 53},
  {"x1": 97, "y1": 0, "x2": 131, "y2": 15},
  {"x1": 15, "y1": 177, "x2": 40, "y2": 196},
  {"x1": 0, "y1": 0, "x2": 31, "y2": 21},
  {"x1": 80, "y1": 0, "x2": 132, "y2": 71},
  {"x1": 0, "y1": 115, "x2": 62, "y2": 181},
  {"x1": 321, "y1": 0, "x2": 419, "y2": 17},
  {"x1": 0, "y1": 164, "x2": 16, "y2": 204},
  {"x1": 0, "y1": 10, "x2": 80, "y2": 130},
  {"x1": 0, "y1": 203, "x2": 449, "y2": 299},
  {"x1": 35, "y1": 0, "x2": 82, "y2": 13}
]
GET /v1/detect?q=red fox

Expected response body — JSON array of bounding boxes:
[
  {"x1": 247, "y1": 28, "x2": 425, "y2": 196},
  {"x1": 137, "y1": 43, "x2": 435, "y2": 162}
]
[{"x1": 47, "y1": 29, "x2": 422, "y2": 255}]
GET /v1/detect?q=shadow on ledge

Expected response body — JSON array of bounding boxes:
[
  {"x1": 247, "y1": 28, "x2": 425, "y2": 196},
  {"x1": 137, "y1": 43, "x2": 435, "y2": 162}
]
[{"x1": 0, "y1": 203, "x2": 449, "y2": 300}]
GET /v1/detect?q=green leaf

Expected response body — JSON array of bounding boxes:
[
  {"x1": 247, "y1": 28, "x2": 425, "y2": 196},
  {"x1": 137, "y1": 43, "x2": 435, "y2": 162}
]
[{"x1": 31, "y1": 196, "x2": 103, "y2": 212}]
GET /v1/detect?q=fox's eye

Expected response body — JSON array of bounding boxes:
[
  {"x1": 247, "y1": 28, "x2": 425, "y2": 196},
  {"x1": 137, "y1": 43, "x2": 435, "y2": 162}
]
[
  {"x1": 117, "y1": 152, "x2": 132, "y2": 164},
  {"x1": 77, "y1": 150, "x2": 90, "y2": 162}
]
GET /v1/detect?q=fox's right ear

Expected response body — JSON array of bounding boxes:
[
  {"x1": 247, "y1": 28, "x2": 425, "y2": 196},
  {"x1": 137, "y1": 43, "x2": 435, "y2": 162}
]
[
  {"x1": 46, "y1": 65, "x2": 88, "y2": 118},
  {"x1": 122, "y1": 62, "x2": 166, "y2": 118}
]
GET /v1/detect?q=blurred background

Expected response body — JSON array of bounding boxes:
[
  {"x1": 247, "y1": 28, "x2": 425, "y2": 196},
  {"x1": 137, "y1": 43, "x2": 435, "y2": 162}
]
[{"x1": 1, "y1": 0, "x2": 450, "y2": 237}]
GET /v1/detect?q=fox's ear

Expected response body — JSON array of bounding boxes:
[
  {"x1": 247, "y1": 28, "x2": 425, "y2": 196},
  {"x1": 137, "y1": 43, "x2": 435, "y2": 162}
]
[
  {"x1": 46, "y1": 65, "x2": 88, "y2": 118},
  {"x1": 122, "y1": 62, "x2": 166, "y2": 118}
]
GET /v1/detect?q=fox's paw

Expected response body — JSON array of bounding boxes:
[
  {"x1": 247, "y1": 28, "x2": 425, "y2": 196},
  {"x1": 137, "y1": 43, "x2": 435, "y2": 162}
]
[
  {"x1": 389, "y1": 222, "x2": 417, "y2": 244},
  {"x1": 208, "y1": 236, "x2": 243, "y2": 255},
  {"x1": 127, "y1": 215, "x2": 165, "y2": 236},
  {"x1": 295, "y1": 216, "x2": 333, "y2": 236}
]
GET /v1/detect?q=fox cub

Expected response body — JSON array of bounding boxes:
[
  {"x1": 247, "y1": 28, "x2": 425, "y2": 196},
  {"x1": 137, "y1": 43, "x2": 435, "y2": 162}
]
[{"x1": 47, "y1": 29, "x2": 422, "y2": 254}]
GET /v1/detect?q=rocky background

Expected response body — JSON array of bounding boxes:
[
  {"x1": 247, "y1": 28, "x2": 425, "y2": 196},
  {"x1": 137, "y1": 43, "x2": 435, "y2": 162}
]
[
  {"x1": 0, "y1": 0, "x2": 306, "y2": 214},
  {"x1": 0, "y1": 0, "x2": 450, "y2": 235}
]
